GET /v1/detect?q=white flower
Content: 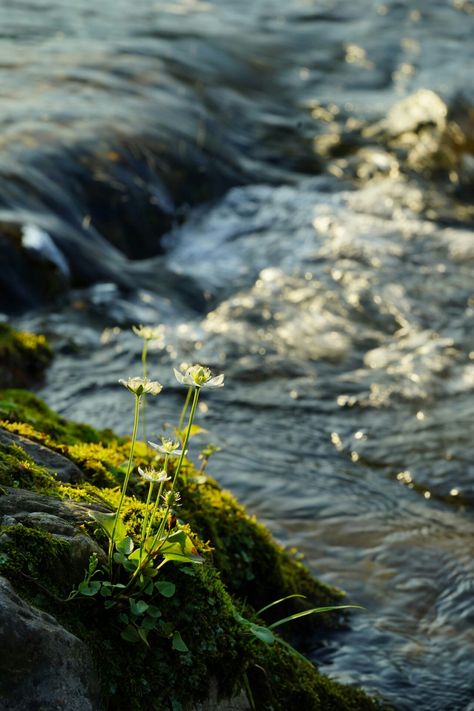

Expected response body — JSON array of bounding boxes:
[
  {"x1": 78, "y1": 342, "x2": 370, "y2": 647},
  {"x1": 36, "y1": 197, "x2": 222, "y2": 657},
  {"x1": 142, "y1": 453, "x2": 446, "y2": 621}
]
[
  {"x1": 138, "y1": 466, "x2": 170, "y2": 484},
  {"x1": 148, "y1": 437, "x2": 185, "y2": 457},
  {"x1": 173, "y1": 364, "x2": 224, "y2": 389},
  {"x1": 132, "y1": 324, "x2": 165, "y2": 342},
  {"x1": 119, "y1": 377, "x2": 163, "y2": 396}
]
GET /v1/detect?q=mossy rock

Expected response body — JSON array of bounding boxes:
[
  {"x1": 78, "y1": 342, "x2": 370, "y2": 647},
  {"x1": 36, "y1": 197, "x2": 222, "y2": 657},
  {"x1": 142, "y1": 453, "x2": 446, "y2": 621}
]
[
  {"x1": 0, "y1": 388, "x2": 384, "y2": 710},
  {"x1": 0, "y1": 323, "x2": 52, "y2": 388}
]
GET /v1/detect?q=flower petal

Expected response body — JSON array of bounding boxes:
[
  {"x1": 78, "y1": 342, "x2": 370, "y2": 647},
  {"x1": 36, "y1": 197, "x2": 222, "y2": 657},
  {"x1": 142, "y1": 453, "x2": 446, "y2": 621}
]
[
  {"x1": 205, "y1": 374, "x2": 225, "y2": 388},
  {"x1": 173, "y1": 368, "x2": 187, "y2": 385}
]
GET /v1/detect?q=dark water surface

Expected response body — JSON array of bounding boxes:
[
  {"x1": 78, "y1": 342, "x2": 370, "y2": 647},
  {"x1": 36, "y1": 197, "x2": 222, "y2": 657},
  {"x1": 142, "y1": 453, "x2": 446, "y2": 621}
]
[{"x1": 2, "y1": 1, "x2": 474, "y2": 709}]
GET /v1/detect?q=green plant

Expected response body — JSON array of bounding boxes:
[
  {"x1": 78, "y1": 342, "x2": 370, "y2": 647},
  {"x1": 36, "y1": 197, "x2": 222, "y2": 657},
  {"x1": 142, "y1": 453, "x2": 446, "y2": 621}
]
[
  {"x1": 70, "y1": 358, "x2": 363, "y2": 680},
  {"x1": 72, "y1": 364, "x2": 224, "y2": 647},
  {"x1": 235, "y1": 594, "x2": 363, "y2": 708}
]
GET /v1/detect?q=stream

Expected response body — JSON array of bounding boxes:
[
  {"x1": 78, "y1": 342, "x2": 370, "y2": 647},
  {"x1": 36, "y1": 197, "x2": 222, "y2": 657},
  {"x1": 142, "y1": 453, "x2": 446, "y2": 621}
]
[{"x1": 1, "y1": 1, "x2": 474, "y2": 708}]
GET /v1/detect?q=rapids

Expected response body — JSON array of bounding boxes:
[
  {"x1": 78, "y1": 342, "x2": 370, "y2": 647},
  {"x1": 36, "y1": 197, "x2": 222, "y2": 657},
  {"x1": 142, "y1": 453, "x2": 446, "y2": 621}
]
[{"x1": 2, "y1": 1, "x2": 474, "y2": 708}]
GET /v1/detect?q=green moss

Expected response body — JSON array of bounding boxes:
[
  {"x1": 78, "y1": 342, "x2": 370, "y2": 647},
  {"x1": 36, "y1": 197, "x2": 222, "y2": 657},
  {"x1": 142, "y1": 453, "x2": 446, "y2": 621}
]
[
  {"x1": 0, "y1": 388, "x2": 114, "y2": 446},
  {"x1": 0, "y1": 524, "x2": 381, "y2": 711},
  {"x1": 0, "y1": 323, "x2": 52, "y2": 388},
  {"x1": 0, "y1": 524, "x2": 72, "y2": 598},
  {"x1": 0, "y1": 388, "x2": 383, "y2": 710},
  {"x1": 252, "y1": 642, "x2": 382, "y2": 711},
  {"x1": 0, "y1": 441, "x2": 59, "y2": 494},
  {"x1": 0, "y1": 389, "x2": 140, "y2": 487}
]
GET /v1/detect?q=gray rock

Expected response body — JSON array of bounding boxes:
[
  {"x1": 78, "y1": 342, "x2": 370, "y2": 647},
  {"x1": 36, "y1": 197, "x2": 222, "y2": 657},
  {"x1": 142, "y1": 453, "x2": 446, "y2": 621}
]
[
  {"x1": 0, "y1": 428, "x2": 83, "y2": 484},
  {"x1": 190, "y1": 679, "x2": 249, "y2": 711},
  {"x1": 0, "y1": 575, "x2": 101, "y2": 710},
  {"x1": 0, "y1": 487, "x2": 107, "y2": 583},
  {"x1": 0, "y1": 486, "x2": 104, "y2": 524}
]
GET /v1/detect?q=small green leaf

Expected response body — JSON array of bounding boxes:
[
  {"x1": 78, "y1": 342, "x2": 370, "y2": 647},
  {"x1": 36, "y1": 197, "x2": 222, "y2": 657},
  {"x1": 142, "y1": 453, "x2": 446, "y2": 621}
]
[
  {"x1": 233, "y1": 612, "x2": 246, "y2": 625},
  {"x1": 172, "y1": 631, "x2": 189, "y2": 652},
  {"x1": 104, "y1": 600, "x2": 116, "y2": 609},
  {"x1": 142, "y1": 565, "x2": 159, "y2": 577},
  {"x1": 155, "y1": 581, "x2": 176, "y2": 598},
  {"x1": 138, "y1": 627, "x2": 150, "y2": 646},
  {"x1": 162, "y1": 530, "x2": 187, "y2": 549},
  {"x1": 141, "y1": 616, "x2": 158, "y2": 631},
  {"x1": 89, "y1": 510, "x2": 127, "y2": 543},
  {"x1": 255, "y1": 594, "x2": 306, "y2": 618},
  {"x1": 146, "y1": 604, "x2": 162, "y2": 619},
  {"x1": 130, "y1": 599, "x2": 149, "y2": 616},
  {"x1": 268, "y1": 605, "x2": 363, "y2": 630},
  {"x1": 116, "y1": 536, "x2": 134, "y2": 555},
  {"x1": 122, "y1": 557, "x2": 139, "y2": 572},
  {"x1": 121, "y1": 625, "x2": 140, "y2": 643},
  {"x1": 163, "y1": 552, "x2": 203, "y2": 565},
  {"x1": 248, "y1": 623, "x2": 275, "y2": 645},
  {"x1": 78, "y1": 580, "x2": 101, "y2": 596},
  {"x1": 142, "y1": 579, "x2": 154, "y2": 595}
]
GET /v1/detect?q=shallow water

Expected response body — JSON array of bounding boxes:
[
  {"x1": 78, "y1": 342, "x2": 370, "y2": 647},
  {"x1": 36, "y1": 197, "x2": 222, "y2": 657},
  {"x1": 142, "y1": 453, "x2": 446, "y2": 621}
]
[{"x1": 3, "y1": 0, "x2": 474, "y2": 708}]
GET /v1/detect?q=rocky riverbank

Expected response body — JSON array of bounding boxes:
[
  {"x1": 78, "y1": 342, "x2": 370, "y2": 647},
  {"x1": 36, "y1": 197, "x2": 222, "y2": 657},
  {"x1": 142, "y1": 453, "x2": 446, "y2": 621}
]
[{"x1": 0, "y1": 328, "x2": 384, "y2": 710}]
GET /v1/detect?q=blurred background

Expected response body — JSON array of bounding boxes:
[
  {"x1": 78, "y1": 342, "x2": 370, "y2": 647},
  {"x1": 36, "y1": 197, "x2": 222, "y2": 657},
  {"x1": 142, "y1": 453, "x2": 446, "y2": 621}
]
[{"x1": 1, "y1": 1, "x2": 473, "y2": 708}]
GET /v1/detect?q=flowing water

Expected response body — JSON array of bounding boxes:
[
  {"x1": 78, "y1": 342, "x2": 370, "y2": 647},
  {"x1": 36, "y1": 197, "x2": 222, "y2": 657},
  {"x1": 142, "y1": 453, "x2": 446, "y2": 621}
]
[{"x1": 2, "y1": 1, "x2": 474, "y2": 708}]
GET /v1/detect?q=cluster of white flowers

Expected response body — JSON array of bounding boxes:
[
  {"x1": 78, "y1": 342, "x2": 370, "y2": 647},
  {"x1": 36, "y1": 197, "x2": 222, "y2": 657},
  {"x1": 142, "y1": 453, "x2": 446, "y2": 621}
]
[{"x1": 119, "y1": 364, "x2": 224, "y2": 396}]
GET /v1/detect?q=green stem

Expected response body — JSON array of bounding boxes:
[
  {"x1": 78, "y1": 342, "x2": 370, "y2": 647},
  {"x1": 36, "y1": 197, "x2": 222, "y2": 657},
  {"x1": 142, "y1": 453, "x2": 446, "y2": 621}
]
[
  {"x1": 139, "y1": 481, "x2": 154, "y2": 564},
  {"x1": 141, "y1": 340, "x2": 148, "y2": 443},
  {"x1": 126, "y1": 540, "x2": 170, "y2": 591},
  {"x1": 108, "y1": 394, "x2": 141, "y2": 570},
  {"x1": 171, "y1": 387, "x2": 200, "y2": 495},
  {"x1": 178, "y1": 386, "x2": 192, "y2": 434},
  {"x1": 145, "y1": 454, "x2": 169, "y2": 541}
]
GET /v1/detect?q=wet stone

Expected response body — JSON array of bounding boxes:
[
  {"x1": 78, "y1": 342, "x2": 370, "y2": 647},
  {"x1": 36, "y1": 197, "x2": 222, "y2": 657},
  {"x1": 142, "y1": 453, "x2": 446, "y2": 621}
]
[
  {"x1": 0, "y1": 575, "x2": 101, "y2": 710},
  {"x1": 0, "y1": 428, "x2": 83, "y2": 484}
]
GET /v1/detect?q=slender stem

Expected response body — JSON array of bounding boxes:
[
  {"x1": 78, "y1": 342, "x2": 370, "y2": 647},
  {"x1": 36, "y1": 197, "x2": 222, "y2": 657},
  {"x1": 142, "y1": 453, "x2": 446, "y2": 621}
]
[
  {"x1": 145, "y1": 454, "x2": 169, "y2": 541},
  {"x1": 141, "y1": 340, "x2": 148, "y2": 443},
  {"x1": 242, "y1": 672, "x2": 257, "y2": 711},
  {"x1": 108, "y1": 394, "x2": 141, "y2": 570},
  {"x1": 139, "y1": 481, "x2": 154, "y2": 564},
  {"x1": 178, "y1": 386, "x2": 192, "y2": 434},
  {"x1": 135, "y1": 387, "x2": 200, "y2": 575},
  {"x1": 150, "y1": 502, "x2": 172, "y2": 558},
  {"x1": 171, "y1": 387, "x2": 200, "y2": 495}
]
